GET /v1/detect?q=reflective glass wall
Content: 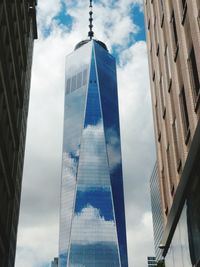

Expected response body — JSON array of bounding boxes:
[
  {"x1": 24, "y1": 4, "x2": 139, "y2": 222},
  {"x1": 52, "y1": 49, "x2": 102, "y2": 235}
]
[
  {"x1": 150, "y1": 163, "x2": 164, "y2": 261},
  {"x1": 165, "y1": 204, "x2": 192, "y2": 267},
  {"x1": 59, "y1": 40, "x2": 128, "y2": 267}
]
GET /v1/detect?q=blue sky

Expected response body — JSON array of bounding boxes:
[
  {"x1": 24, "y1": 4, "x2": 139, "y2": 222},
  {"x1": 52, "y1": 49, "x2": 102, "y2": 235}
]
[{"x1": 15, "y1": 1, "x2": 156, "y2": 267}]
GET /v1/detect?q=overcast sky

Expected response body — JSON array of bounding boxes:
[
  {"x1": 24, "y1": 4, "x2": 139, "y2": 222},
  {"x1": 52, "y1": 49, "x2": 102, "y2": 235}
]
[{"x1": 15, "y1": 1, "x2": 156, "y2": 266}]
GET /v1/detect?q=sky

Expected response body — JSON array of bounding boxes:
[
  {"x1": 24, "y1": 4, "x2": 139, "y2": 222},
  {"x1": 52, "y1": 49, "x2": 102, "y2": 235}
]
[{"x1": 15, "y1": 0, "x2": 156, "y2": 266}]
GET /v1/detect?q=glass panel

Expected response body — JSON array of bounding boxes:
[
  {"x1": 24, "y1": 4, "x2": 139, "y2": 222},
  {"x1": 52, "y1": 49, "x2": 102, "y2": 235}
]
[
  {"x1": 165, "y1": 204, "x2": 193, "y2": 267},
  {"x1": 76, "y1": 72, "x2": 82, "y2": 89},
  {"x1": 66, "y1": 78, "x2": 71, "y2": 94},
  {"x1": 71, "y1": 75, "x2": 76, "y2": 92},
  {"x1": 94, "y1": 41, "x2": 128, "y2": 267}
]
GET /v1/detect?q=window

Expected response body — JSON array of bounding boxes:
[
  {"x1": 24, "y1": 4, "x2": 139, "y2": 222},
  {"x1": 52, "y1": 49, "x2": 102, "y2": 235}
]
[
  {"x1": 148, "y1": 19, "x2": 150, "y2": 30},
  {"x1": 181, "y1": 0, "x2": 187, "y2": 24},
  {"x1": 154, "y1": 17, "x2": 159, "y2": 53},
  {"x1": 159, "y1": 0, "x2": 164, "y2": 26},
  {"x1": 161, "y1": 168, "x2": 168, "y2": 216},
  {"x1": 66, "y1": 78, "x2": 71, "y2": 94},
  {"x1": 188, "y1": 46, "x2": 200, "y2": 103},
  {"x1": 172, "y1": 118, "x2": 182, "y2": 173},
  {"x1": 160, "y1": 74, "x2": 166, "y2": 117},
  {"x1": 180, "y1": 86, "x2": 190, "y2": 143},
  {"x1": 82, "y1": 69, "x2": 88, "y2": 86},
  {"x1": 171, "y1": 11, "x2": 179, "y2": 59},
  {"x1": 155, "y1": 103, "x2": 161, "y2": 142},
  {"x1": 165, "y1": 45, "x2": 172, "y2": 90},
  {"x1": 71, "y1": 75, "x2": 76, "y2": 92},
  {"x1": 181, "y1": 0, "x2": 186, "y2": 9},
  {"x1": 152, "y1": 70, "x2": 155, "y2": 81},
  {"x1": 76, "y1": 72, "x2": 82, "y2": 89}
]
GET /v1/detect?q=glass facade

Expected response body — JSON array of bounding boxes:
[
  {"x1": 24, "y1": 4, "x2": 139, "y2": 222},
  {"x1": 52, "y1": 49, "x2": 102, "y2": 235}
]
[
  {"x1": 150, "y1": 163, "x2": 164, "y2": 261},
  {"x1": 165, "y1": 204, "x2": 192, "y2": 267},
  {"x1": 147, "y1": 256, "x2": 156, "y2": 267},
  {"x1": 59, "y1": 40, "x2": 128, "y2": 267}
]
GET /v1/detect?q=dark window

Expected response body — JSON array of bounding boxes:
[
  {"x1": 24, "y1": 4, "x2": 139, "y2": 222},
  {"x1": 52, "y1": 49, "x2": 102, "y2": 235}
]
[
  {"x1": 188, "y1": 46, "x2": 200, "y2": 97},
  {"x1": 66, "y1": 78, "x2": 71, "y2": 94},
  {"x1": 171, "y1": 11, "x2": 178, "y2": 47},
  {"x1": 148, "y1": 19, "x2": 150, "y2": 30},
  {"x1": 165, "y1": 45, "x2": 172, "y2": 90},
  {"x1": 82, "y1": 69, "x2": 88, "y2": 86},
  {"x1": 182, "y1": 0, "x2": 186, "y2": 9},
  {"x1": 159, "y1": 0, "x2": 164, "y2": 26},
  {"x1": 76, "y1": 72, "x2": 82, "y2": 89},
  {"x1": 160, "y1": 75, "x2": 166, "y2": 117},
  {"x1": 154, "y1": 17, "x2": 159, "y2": 49},
  {"x1": 172, "y1": 117, "x2": 182, "y2": 173},
  {"x1": 180, "y1": 87, "x2": 190, "y2": 141},
  {"x1": 71, "y1": 75, "x2": 76, "y2": 92}
]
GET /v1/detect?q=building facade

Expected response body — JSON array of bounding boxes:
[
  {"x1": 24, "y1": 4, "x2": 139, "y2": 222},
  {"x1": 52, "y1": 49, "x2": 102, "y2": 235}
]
[
  {"x1": 51, "y1": 257, "x2": 58, "y2": 267},
  {"x1": 144, "y1": 0, "x2": 200, "y2": 266},
  {"x1": 58, "y1": 39, "x2": 128, "y2": 267},
  {"x1": 147, "y1": 256, "x2": 157, "y2": 267},
  {"x1": 150, "y1": 163, "x2": 164, "y2": 262},
  {"x1": 0, "y1": 1, "x2": 37, "y2": 267}
]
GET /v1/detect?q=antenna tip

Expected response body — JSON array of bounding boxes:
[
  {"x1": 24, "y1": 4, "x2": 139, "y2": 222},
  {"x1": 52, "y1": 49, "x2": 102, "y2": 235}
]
[{"x1": 88, "y1": 0, "x2": 94, "y2": 39}]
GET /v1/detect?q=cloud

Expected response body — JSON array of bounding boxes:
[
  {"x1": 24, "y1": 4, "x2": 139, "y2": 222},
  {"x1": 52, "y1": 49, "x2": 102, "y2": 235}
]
[
  {"x1": 15, "y1": 1, "x2": 156, "y2": 267},
  {"x1": 71, "y1": 205, "x2": 117, "y2": 244}
]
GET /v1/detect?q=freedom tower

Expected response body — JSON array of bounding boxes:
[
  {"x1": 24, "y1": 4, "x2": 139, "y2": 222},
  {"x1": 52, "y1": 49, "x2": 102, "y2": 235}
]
[{"x1": 59, "y1": 2, "x2": 128, "y2": 266}]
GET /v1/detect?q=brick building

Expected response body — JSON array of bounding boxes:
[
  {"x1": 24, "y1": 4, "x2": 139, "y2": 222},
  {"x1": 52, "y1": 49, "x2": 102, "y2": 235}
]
[{"x1": 144, "y1": 0, "x2": 200, "y2": 266}]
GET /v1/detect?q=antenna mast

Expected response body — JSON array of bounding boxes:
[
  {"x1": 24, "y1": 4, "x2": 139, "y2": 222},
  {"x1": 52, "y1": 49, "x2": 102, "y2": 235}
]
[{"x1": 88, "y1": 0, "x2": 94, "y2": 40}]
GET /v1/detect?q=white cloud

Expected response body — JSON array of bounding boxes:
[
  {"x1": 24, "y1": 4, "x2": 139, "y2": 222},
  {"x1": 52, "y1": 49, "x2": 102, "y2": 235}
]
[
  {"x1": 71, "y1": 205, "x2": 117, "y2": 244},
  {"x1": 15, "y1": 0, "x2": 156, "y2": 267},
  {"x1": 16, "y1": 224, "x2": 59, "y2": 267},
  {"x1": 127, "y1": 211, "x2": 154, "y2": 266}
]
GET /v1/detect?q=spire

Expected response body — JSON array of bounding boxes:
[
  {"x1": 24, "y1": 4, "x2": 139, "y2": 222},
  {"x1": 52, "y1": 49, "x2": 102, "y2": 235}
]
[{"x1": 88, "y1": 0, "x2": 94, "y2": 40}]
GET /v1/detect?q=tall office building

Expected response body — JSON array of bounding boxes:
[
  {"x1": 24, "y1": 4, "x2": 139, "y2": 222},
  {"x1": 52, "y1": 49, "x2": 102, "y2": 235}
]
[
  {"x1": 147, "y1": 256, "x2": 157, "y2": 267},
  {"x1": 58, "y1": 4, "x2": 128, "y2": 266},
  {"x1": 144, "y1": 0, "x2": 200, "y2": 266},
  {"x1": 0, "y1": 1, "x2": 37, "y2": 266},
  {"x1": 150, "y1": 163, "x2": 164, "y2": 262}
]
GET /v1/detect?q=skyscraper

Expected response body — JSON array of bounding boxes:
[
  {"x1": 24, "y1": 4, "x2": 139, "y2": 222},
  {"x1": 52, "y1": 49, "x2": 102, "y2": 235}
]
[
  {"x1": 0, "y1": 1, "x2": 37, "y2": 266},
  {"x1": 58, "y1": 5, "x2": 128, "y2": 265},
  {"x1": 51, "y1": 257, "x2": 58, "y2": 267},
  {"x1": 144, "y1": 0, "x2": 200, "y2": 266},
  {"x1": 150, "y1": 163, "x2": 164, "y2": 262},
  {"x1": 147, "y1": 256, "x2": 157, "y2": 267}
]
